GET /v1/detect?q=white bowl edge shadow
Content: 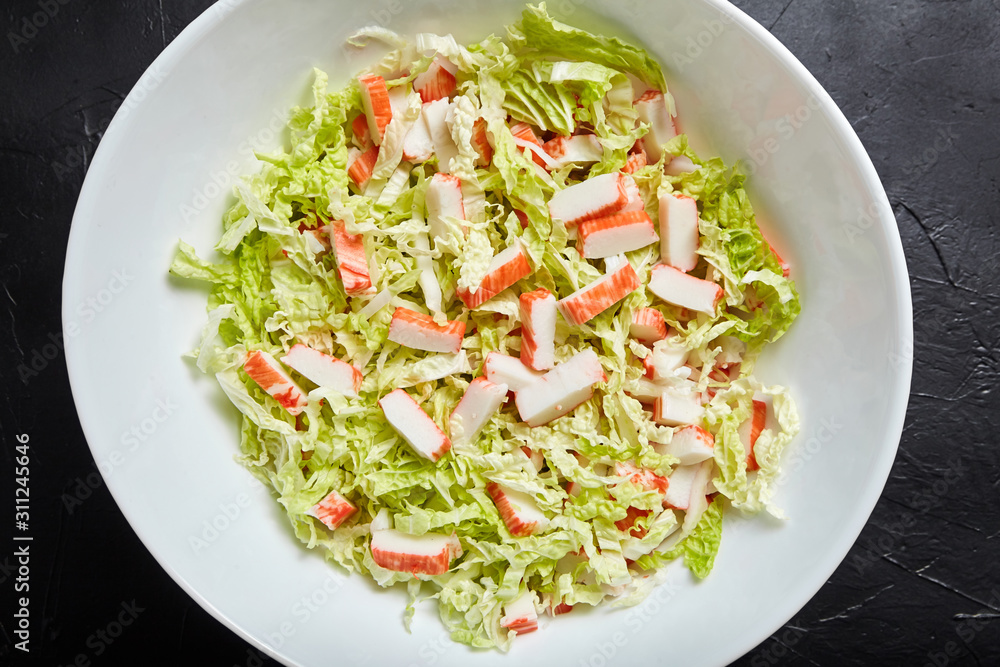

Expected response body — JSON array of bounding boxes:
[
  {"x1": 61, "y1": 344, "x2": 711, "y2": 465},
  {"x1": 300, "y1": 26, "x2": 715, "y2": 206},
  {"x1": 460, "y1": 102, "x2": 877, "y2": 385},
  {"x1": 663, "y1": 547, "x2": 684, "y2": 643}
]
[{"x1": 62, "y1": 1, "x2": 913, "y2": 666}]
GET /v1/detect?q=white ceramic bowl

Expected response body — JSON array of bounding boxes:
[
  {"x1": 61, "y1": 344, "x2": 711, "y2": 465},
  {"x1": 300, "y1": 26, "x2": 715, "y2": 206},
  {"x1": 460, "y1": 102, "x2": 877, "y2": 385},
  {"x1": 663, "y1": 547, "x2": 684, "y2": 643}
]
[{"x1": 63, "y1": 1, "x2": 912, "y2": 665}]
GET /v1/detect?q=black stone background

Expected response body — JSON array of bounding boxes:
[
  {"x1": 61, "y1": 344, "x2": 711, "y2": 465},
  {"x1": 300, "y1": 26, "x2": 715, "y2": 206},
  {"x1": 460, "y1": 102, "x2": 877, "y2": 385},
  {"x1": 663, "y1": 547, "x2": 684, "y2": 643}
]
[{"x1": 1, "y1": 0, "x2": 998, "y2": 665}]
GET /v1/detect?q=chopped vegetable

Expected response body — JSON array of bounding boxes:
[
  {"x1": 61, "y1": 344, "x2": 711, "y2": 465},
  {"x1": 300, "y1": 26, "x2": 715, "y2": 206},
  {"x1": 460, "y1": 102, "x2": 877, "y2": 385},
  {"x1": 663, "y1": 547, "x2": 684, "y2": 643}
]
[{"x1": 170, "y1": 3, "x2": 801, "y2": 651}]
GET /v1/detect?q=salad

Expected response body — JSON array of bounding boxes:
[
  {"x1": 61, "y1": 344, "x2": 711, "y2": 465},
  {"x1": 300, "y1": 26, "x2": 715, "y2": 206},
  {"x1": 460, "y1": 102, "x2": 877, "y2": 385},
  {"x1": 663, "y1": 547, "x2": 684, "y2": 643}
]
[{"x1": 170, "y1": 3, "x2": 800, "y2": 650}]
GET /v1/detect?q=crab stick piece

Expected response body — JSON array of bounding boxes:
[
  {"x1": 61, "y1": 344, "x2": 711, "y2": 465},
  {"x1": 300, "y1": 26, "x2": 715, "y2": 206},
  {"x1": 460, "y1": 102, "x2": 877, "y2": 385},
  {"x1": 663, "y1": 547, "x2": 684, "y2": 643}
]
[
  {"x1": 510, "y1": 122, "x2": 543, "y2": 147},
  {"x1": 682, "y1": 460, "x2": 715, "y2": 531},
  {"x1": 739, "y1": 397, "x2": 769, "y2": 471},
  {"x1": 500, "y1": 592, "x2": 539, "y2": 635},
  {"x1": 457, "y1": 244, "x2": 532, "y2": 309},
  {"x1": 487, "y1": 483, "x2": 549, "y2": 537},
  {"x1": 379, "y1": 389, "x2": 452, "y2": 461},
  {"x1": 413, "y1": 57, "x2": 457, "y2": 103},
  {"x1": 387, "y1": 307, "x2": 465, "y2": 354},
  {"x1": 548, "y1": 172, "x2": 631, "y2": 227},
  {"x1": 621, "y1": 172, "x2": 645, "y2": 212},
  {"x1": 615, "y1": 461, "x2": 670, "y2": 494},
  {"x1": 370, "y1": 510, "x2": 462, "y2": 575},
  {"x1": 483, "y1": 352, "x2": 543, "y2": 391},
  {"x1": 347, "y1": 145, "x2": 379, "y2": 189},
  {"x1": 665, "y1": 460, "x2": 714, "y2": 525},
  {"x1": 646, "y1": 338, "x2": 689, "y2": 379},
  {"x1": 543, "y1": 134, "x2": 603, "y2": 169},
  {"x1": 629, "y1": 308, "x2": 667, "y2": 344},
  {"x1": 664, "y1": 462, "x2": 700, "y2": 510},
  {"x1": 514, "y1": 350, "x2": 607, "y2": 426},
  {"x1": 402, "y1": 105, "x2": 435, "y2": 163},
  {"x1": 510, "y1": 122, "x2": 554, "y2": 168},
  {"x1": 665, "y1": 154, "x2": 697, "y2": 177},
  {"x1": 557, "y1": 261, "x2": 641, "y2": 326},
  {"x1": 577, "y1": 210, "x2": 658, "y2": 259},
  {"x1": 351, "y1": 114, "x2": 371, "y2": 149},
  {"x1": 635, "y1": 90, "x2": 677, "y2": 163},
  {"x1": 412, "y1": 232, "x2": 443, "y2": 314},
  {"x1": 519, "y1": 289, "x2": 556, "y2": 371},
  {"x1": 648, "y1": 264, "x2": 723, "y2": 315},
  {"x1": 329, "y1": 222, "x2": 372, "y2": 296},
  {"x1": 653, "y1": 386, "x2": 705, "y2": 427},
  {"x1": 624, "y1": 151, "x2": 647, "y2": 174},
  {"x1": 659, "y1": 193, "x2": 700, "y2": 272},
  {"x1": 624, "y1": 377, "x2": 664, "y2": 404},
  {"x1": 472, "y1": 118, "x2": 493, "y2": 166},
  {"x1": 358, "y1": 74, "x2": 393, "y2": 146},
  {"x1": 659, "y1": 425, "x2": 715, "y2": 465},
  {"x1": 307, "y1": 490, "x2": 356, "y2": 529},
  {"x1": 449, "y1": 377, "x2": 508, "y2": 447},
  {"x1": 422, "y1": 98, "x2": 459, "y2": 173},
  {"x1": 768, "y1": 242, "x2": 791, "y2": 278},
  {"x1": 281, "y1": 344, "x2": 362, "y2": 398},
  {"x1": 425, "y1": 172, "x2": 465, "y2": 241},
  {"x1": 243, "y1": 350, "x2": 308, "y2": 416},
  {"x1": 615, "y1": 505, "x2": 652, "y2": 537}
]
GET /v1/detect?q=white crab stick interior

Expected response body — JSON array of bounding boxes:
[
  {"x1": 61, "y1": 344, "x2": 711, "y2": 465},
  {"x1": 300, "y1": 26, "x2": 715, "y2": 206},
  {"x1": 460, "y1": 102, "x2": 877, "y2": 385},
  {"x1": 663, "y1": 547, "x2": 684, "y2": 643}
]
[
  {"x1": 422, "y1": 99, "x2": 459, "y2": 173},
  {"x1": 647, "y1": 338, "x2": 689, "y2": 380},
  {"x1": 403, "y1": 104, "x2": 435, "y2": 163},
  {"x1": 500, "y1": 591, "x2": 539, "y2": 634},
  {"x1": 370, "y1": 510, "x2": 462, "y2": 575},
  {"x1": 659, "y1": 193, "x2": 700, "y2": 272},
  {"x1": 379, "y1": 389, "x2": 451, "y2": 461},
  {"x1": 483, "y1": 352, "x2": 544, "y2": 391},
  {"x1": 487, "y1": 482, "x2": 550, "y2": 537},
  {"x1": 659, "y1": 425, "x2": 715, "y2": 465},
  {"x1": 578, "y1": 211, "x2": 658, "y2": 259},
  {"x1": 664, "y1": 463, "x2": 698, "y2": 510},
  {"x1": 635, "y1": 91, "x2": 677, "y2": 163},
  {"x1": 621, "y1": 172, "x2": 645, "y2": 212},
  {"x1": 449, "y1": 377, "x2": 508, "y2": 447},
  {"x1": 519, "y1": 289, "x2": 557, "y2": 371},
  {"x1": 425, "y1": 172, "x2": 465, "y2": 242},
  {"x1": 546, "y1": 134, "x2": 603, "y2": 169},
  {"x1": 514, "y1": 350, "x2": 606, "y2": 426},
  {"x1": 548, "y1": 172, "x2": 627, "y2": 226},
  {"x1": 387, "y1": 308, "x2": 465, "y2": 354},
  {"x1": 654, "y1": 386, "x2": 705, "y2": 426},
  {"x1": 630, "y1": 307, "x2": 667, "y2": 343},
  {"x1": 682, "y1": 460, "x2": 715, "y2": 532},
  {"x1": 665, "y1": 154, "x2": 697, "y2": 176},
  {"x1": 412, "y1": 232, "x2": 443, "y2": 313},
  {"x1": 281, "y1": 344, "x2": 361, "y2": 398},
  {"x1": 648, "y1": 264, "x2": 724, "y2": 315}
]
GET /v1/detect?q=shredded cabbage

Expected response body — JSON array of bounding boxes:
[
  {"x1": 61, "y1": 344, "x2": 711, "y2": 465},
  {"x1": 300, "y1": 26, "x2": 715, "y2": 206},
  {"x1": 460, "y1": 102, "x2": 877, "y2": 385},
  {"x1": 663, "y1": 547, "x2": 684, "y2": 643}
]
[{"x1": 170, "y1": 2, "x2": 800, "y2": 650}]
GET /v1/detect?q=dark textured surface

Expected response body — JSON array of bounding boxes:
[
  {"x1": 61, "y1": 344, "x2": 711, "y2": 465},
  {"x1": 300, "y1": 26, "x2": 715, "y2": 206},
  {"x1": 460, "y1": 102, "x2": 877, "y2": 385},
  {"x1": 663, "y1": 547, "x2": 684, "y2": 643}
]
[{"x1": 1, "y1": 1, "x2": 998, "y2": 665}]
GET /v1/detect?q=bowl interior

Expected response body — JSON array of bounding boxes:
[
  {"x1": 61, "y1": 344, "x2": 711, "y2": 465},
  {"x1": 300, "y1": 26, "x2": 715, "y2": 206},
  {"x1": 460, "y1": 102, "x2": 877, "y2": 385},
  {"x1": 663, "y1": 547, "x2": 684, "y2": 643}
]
[{"x1": 63, "y1": 1, "x2": 911, "y2": 665}]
